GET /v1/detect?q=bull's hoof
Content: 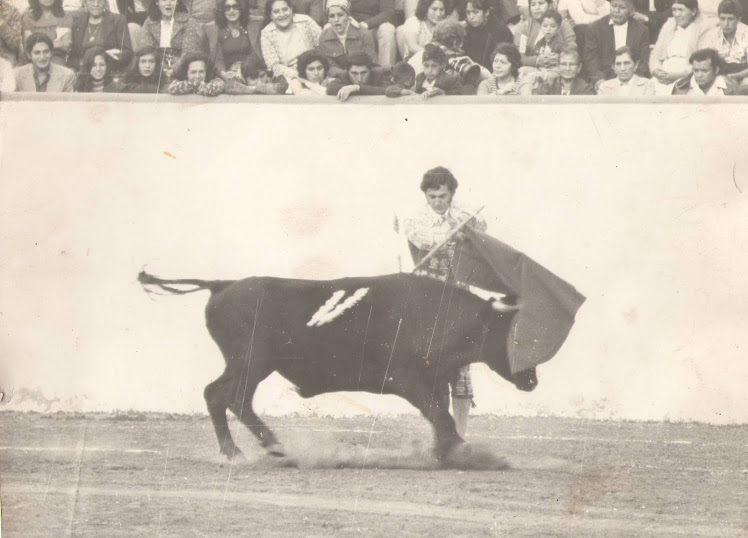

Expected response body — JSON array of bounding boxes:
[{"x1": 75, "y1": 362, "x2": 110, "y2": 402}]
[{"x1": 442, "y1": 443, "x2": 511, "y2": 471}]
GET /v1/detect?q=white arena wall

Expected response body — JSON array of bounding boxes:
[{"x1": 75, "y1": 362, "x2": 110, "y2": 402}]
[{"x1": 0, "y1": 97, "x2": 746, "y2": 424}]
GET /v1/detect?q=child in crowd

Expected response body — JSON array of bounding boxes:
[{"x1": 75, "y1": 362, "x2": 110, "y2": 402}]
[
  {"x1": 168, "y1": 54, "x2": 225, "y2": 96},
  {"x1": 386, "y1": 61, "x2": 417, "y2": 97},
  {"x1": 535, "y1": 47, "x2": 594, "y2": 94},
  {"x1": 75, "y1": 47, "x2": 113, "y2": 93},
  {"x1": 415, "y1": 43, "x2": 463, "y2": 98},
  {"x1": 223, "y1": 57, "x2": 290, "y2": 94}
]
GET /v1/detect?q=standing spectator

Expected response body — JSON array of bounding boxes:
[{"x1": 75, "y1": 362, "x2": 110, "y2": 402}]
[
  {"x1": 650, "y1": 0, "x2": 712, "y2": 93},
  {"x1": 0, "y1": 0, "x2": 24, "y2": 65},
  {"x1": 260, "y1": 0, "x2": 321, "y2": 78},
  {"x1": 671, "y1": 46, "x2": 738, "y2": 91},
  {"x1": 21, "y1": 0, "x2": 71, "y2": 65},
  {"x1": 350, "y1": 0, "x2": 397, "y2": 67},
  {"x1": 0, "y1": 55, "x2": 14, "y2": 90},
  {"x1": 584, "y1": 0, "x2": 650, "y2": 88},
  {"x1": 318, "y1": 0, "x2": 377, "y2": 78},
  {"x1": 698, "y1": 0, "x2": 748, "y2": 88},
  {"x1": 477, "y1": 41, "x2": 533, "y2": 93},
  {"x1": 397, "y1": 0, "x2": 450, "y2": 60},
  {"x1": 514, "y1": 0, "x2": 576, "y2": 69},
  {"x1": 463, "y1": 0, "x2": 513, "y2": 70},
  {"x1": 14, "y1": 32, "x2": 76, "y2": 90},
  {"x1": 61, "y1": 0, "x2": 133, "y2": 73},
  {"x1": 141, "y1": 0, "x2": 204, "y2": 80},
  {"x1": 74, "y1": 45, "x2": 112, "y2": 90},
  {"x1": 535, "y1": 47, "x2": 595, "y2": 92},
  {"x1": 326, "y1": 50, "x2": 391, "y2": 99},
  {"x1": 211, "y1": 0, "x2": 259, "y2": 81},
  {"x1": 596, "y1": 44, "x2": 655, "y2": 93}
]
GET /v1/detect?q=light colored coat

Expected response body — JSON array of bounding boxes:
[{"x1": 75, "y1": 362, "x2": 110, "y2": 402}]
[{"x1": 13, "y1": 62, "x2": 76, "y2": 92}]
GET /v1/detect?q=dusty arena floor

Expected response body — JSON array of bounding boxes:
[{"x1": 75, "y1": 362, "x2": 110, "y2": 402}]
[{"x1": 0, "y1": 412, "x2": 745, "y2": 537}]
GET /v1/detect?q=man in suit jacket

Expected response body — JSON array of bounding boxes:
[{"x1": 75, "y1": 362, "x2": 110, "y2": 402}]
[
  {"x1": 584, "y1": 0, "x2": 650, "y2": 88},
  {"x1": 14, "y1": 33, "x2": 76, "y2": 91}
]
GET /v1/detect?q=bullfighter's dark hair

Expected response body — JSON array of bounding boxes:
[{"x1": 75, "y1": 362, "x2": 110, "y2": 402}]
[
  {"x1": 491, "y1": 42, "x2": 521, "y2": 78},
  {"x1": 421, "y1": 166, "x2": 459, "y2": 194},
  {"x1": 296, "y1": 49, "x2": 329, "y2": 79},
  {"x1": 415, "y1": 0, "x2": 453, "y2": 21},
  {"x1": 28, "y1": 0, "x2": 65, "y2": 20},
  {"x1": 689, "y1": 48, "x2": 724, "y2": 71},
  {"x1": 216, "y1": 0, "x2": 250, "y2": 29},
  {"x1": 263, "y1": 0, "x2": 294, "y2": 29},
  {"x1": 147, "y1": 0, "x2": 188, "y2": 22},
  {"x1": 25, "y1": 32, "x2": 54, "y2": 54}
]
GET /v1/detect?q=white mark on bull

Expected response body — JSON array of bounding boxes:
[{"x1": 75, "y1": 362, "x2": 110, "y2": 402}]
[
  {"x1": 307, "y1": 288, "x2": 369, "y2": 327},
  {"x1": 467, "y1": 285, "x2": 506, "y2": 303}
]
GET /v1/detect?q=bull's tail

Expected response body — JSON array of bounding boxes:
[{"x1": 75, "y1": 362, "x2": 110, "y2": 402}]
[{"x1": 138, "y1": 270, "x2": 235, "y2": 297}]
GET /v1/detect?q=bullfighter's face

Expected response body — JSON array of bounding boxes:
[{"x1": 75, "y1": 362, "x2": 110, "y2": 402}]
[{"x1": 425, "y1": 185, "x2": 453, "y2": 215}]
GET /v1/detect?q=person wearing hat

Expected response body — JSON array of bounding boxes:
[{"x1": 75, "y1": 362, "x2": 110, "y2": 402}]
[{"x1": 317, "y1": 0, "x2": 377, "y2": 77}]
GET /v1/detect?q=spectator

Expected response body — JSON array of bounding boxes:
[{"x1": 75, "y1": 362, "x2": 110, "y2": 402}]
[
  {"x1": 21, "y1": 0, "x2": 70, "y2": 65},
  {"x1": 291, "y1": 47, "x2": 333, "y2": 93},
  {"x1": 535, "y1": 46, "x2": 595, "y2": 92},
  {"x1": 596, "y1": 44, "x2": 655, "y2": 93},
  {"x1": 106, "y1": 45, "x2": 166, "y2": 92},
  {"x1": 0, "y1": 55, "x2": 15, "y2": 90},
  {"x1": 74, "y1": 45, "x2": 112, "y2": 90},
  {"x1": 650, "y1": 0, "x2": 712, "y2": 93},
  {"x1": 463, "y1": 0, "x2": 513, "y2": 70},
  {"x1": 290, "y1": 0, "x2": 324, "y2": 25},
  {"x1": 318, "y1": 0, "x2": 377, "y2": 78},
  {"x1": 260, "y1": 0, "x2": 321, "y2": 78},
  {"x1": 671, "y1": 46, "x2": 738, "y2": 91},
  {"x1": 141, "y1": 0, "x2": 205, "y2": 81},
  {"x1": 14, "y1": 32, "x2": 76, "y2": 91},
  {"x1": 0, "y1": 0, "x2": 23, "y2": 66},
  {"x1": 168, "y1": 52, "x2": 226, "y2": 94},
  {"x1": 557, "y1": 0, "x2": 608, "y2": 52},
  {"x1": 698, "y1": 0, "x2": 748, "y2": 89},
  {"x1": 385, "y1": 58, "x2": 416, "y2": 94},
  {"x1": 630, "y1": 0, "x2": 672, "y2": 43},
  {"x1": 477, "y1": 41, "x2": 533, "y2": 93},
  {"x1": 514, "y1": 0, "x2": 576, "y2": 70},
  {"x1": 326, "y1": 50, "x2": 391, "y2": 99},
  {"x1": 350, "y1": 0, "x2": 397, "y2": 67},
  {"x1": 397, "y1": 0, "x2": 451, "y2": 60},
  {"x1": 415, "y1": 41, "x2": 463, "y2": 96},
  {"x1": 210, "y1": 0, "x2": 259, "y2": 82},
  {"x1": 584, "y1": 0, "x2": 650, "y2": 88},
  {"x1": 60, "y1": 0, "x2": 133, "y2": 74}
]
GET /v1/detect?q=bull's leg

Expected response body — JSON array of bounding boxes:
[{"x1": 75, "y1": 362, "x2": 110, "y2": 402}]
[
  {"x1": 406, "y1": 380, "x2": 464, "y2": 464},
  {"x1": 204, "y1": 370, "x2": 243, "y2": 460}
]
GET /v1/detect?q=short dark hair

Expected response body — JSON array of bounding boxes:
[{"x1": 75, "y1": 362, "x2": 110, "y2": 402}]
[
  {"x1": 491, "y1": 42, "x2": 521, "y2": 78},
  {"x1": 672, "y1": 0, "x2": 699, "y2": 13},
  {"x1": 614, "y1": 45, "x2": 638, "y2": 63},
  {"x1": 717, "y1": 0, "x2": 742, "y2": 16},
  {"x1": 541, "y1": 9, "x2": 562, "y2": 25},
  {"x1": 421, "y1": 166, "x2": 459, "y2": 194},
  {"x1": 25, "y1": 32, "x2": 54, "y2": 54},
  {"x1": 296, "y1": 49, "x2": 329, "y2": 78},
  {"x1": 216, "y1": 0, "x2": 250, "y2": 29},
  {"x1": 346, "y1": 51, "x2": 373, "y2": 70},
  {"x1": 415, "y1": 0, "x2": 453, "y2": 21},
  {"x1": 147, "y1": 0, "x2": 188, "y2": 21},
  {"x1": 263, "y1": 0, "x2": 294, "y2": 28},
  {"x1": 174, "y1": 53, "x2": 212, "y2": 81},
  {"x1": 28, "y1": 0, "x2": 65, "y2": 20},
  {"x1": 422, "y1": 43, "x2": 448, "y2": 65},
  {"x1": 689, "y1": 48, "x2": 723, "y2": 70},
  {"x1": 392, "y1": 61, "x2": 416, "y2": 86}
]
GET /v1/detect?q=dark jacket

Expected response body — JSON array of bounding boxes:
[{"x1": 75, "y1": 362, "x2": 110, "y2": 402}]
[
  {"x1": 64, "y1": 10, "x2": 133, "y2": 73},
  {"x1": 415, "y1": 71, "x2": 464, "y2": 95},
  {"x1": 583, "y1": 15, "x2": 650, "y2": 84},
  {"x1": 326, "y1": 67, "x2": 392, "y2": 95},
  {"x1": 535, "y1": 76, "x2": 595, "y2": 95},
  {"x1": 317, "y1": 23, "x2": 377, "y2": 77},
  {"x1": 463, "y1": 13, "x2": 513, "y2": 70}
]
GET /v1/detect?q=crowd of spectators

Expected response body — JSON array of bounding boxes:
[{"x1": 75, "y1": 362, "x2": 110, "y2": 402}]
[{"x1": 0, "y1": 0, "x2": 746, "y2": 95}]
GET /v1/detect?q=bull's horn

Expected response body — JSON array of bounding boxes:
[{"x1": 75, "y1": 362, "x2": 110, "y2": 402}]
[{"x1": 490, "y1": 299, "x2": 521, "y2": 313}]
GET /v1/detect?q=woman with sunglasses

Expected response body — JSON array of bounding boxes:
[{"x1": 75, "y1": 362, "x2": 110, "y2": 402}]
[{"x1": 213, "y1": 0, "x2": 259, "y2": 82}]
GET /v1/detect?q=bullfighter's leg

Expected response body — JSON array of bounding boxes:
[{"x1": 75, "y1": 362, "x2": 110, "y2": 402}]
[
  {"x1": 406, "y1": 379, "x2": 464, "y2": 464},
  {"x1": 204, "y1": 368, "x2": 244, "y2": 460}
]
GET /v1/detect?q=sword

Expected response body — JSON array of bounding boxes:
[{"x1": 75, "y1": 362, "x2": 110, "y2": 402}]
[{"x1": 412, "y1": 206, "x2": 485, "y2": 272}]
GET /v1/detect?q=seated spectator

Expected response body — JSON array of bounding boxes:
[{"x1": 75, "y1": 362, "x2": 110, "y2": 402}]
[
  {"x1": 596, "y1": 44, "x2": 655, "y2": 93},
  {"x1": 318, "y1": 0, "x2": 377, "y2": 78},
  {"x1": 224, "y1": 57, "x2": 291, "y2": 92},
  {"x1": 14, "y1": 32, "x2": 76, "y2": 91},
  {"x1": 584, "y1": 0, "x2": 650, "y2": 89},
  {"x1": 290, "y1": 47, "x2": 334, "y2": 92},
  {"x1": 671, "y1": 46, "x2": 738, "y2": 92},
  {"x1": 385, "y1": 59, "x2": 416, "y2": 94},
  {"x1": 141, "y1": 0, "x2": 205, "y2": 81},
  {"x1": 0, "y1": 55, "x2": 15, "y2": 90},
  {"x1": 397, "y1": 0, "x2": 451, "y2": 60},
  {"x1": 514, "y1": 0, "x2": 576, "y2": 70},
  {"x1": 291, "y1": 0, "x2": 325, "y2": 25},
  {"x1": 326, "y1": 50, "x2": 392, "y2": 99},
  {"x1": 59, "y1": 0, "x2": 133, "y2": 74},
  {"x1": 350, "y1": 0, "x2": 397, "y2": 67},
  {"x1": 650, "y1": 0, "x2": 712, "y2": 93},
  {"x1": 21, "y1": 0, "x2": 71, "y2": 65},
  {"x1": 535, "y1": 46, "x2": 594, "y2": 92},
  {"x1": 260, "y1": 0, "x2": 322, "y2": 78},
  {"x1": 415, "y1": 41, "x2": 463, "y2": 96},
  {"x1": 463, "y1": 0, "x2": 513, "y2": 70},
  {"x1": 74, "y1": 45, "x2": 112, "y2": 90},
  {"x1": 559, "y1": 0, "x2": 610, "y2": 26},
  {"x1": 477, "y1": 41, "x2": 533, "y2": 93},
  {"x1": 210, "y1": 0, "x2": 259, "y2": 82},
  {"x1": 698, "y1": 0, "x2": 748, "y2": 89},
  {"x1": 106, "y1": 46, "x2": 166, "y2": 92},
  {"x1": 168, "y1": 52, "x2": 226, "y2": 94},
  {"x1": 0, "y1": 0, "x2": 23, "y2": 66}
]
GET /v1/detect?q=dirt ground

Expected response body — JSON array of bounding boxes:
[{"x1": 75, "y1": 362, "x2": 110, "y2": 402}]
[{"x1": 0, "y1": 411, "x2": 745, "y2": 537}]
